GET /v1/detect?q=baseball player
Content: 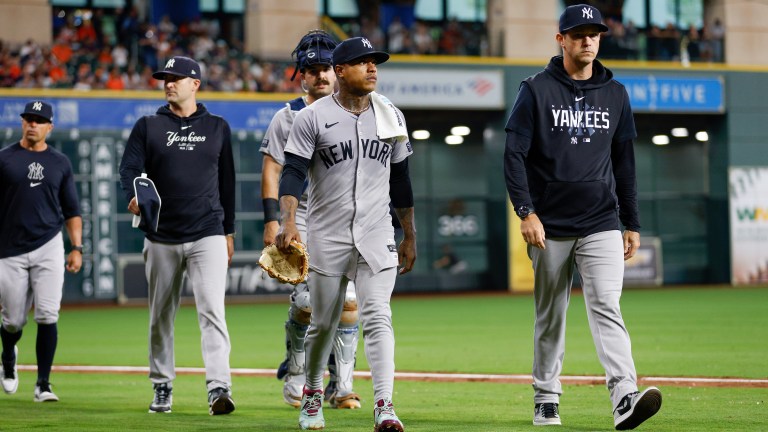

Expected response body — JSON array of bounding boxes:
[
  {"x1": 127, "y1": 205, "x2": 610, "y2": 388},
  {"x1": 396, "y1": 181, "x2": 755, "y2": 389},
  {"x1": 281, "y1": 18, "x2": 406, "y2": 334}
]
[
  {"x1": 118, "y1": 56, "x2": 237, "y2": 415},
  {"x1": 276, "y1": 37, "x2": 416, "y2": 432},
  {"x1": 504, "y1": 4, "x2": 662, "y2": 430},
  {"x1": 261, "y1": 30, "x2": 362, "y2": 409},
  {"x1": 0, "y1": 101, "x2": 82, "y2": 402}
]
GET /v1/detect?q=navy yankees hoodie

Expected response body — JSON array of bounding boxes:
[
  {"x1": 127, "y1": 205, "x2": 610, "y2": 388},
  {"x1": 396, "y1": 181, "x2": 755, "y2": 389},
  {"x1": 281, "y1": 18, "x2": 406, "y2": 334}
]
[
  {"x1": 504, "y1": 56, "x2": 640, "y2": 237},
  {"x1": 119, "y1": 103, "x2": 235, "y2": 243}
]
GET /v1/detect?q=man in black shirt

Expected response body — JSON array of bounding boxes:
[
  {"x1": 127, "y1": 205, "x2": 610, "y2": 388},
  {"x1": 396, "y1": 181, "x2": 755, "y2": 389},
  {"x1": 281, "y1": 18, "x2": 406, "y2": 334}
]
[
  {"x1": 119, "y1": 56, "x2": 236, "y2": 416},
  {"x1": 0, "y1": 101, "x2": 82, "y2": 402}
]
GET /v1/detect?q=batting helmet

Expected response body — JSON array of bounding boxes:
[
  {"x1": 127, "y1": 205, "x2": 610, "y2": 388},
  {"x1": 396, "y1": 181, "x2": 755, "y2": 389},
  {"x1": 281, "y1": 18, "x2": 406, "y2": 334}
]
[{"x1": 291, "y1": 30, "x2": 337, "y2": 81}]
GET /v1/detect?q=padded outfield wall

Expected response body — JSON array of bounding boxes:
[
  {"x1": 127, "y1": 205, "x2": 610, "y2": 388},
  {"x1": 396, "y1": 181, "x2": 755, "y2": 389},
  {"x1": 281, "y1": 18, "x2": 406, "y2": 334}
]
[{"x1": 0, "y1": 57, "x2": 766, "y2": 303}]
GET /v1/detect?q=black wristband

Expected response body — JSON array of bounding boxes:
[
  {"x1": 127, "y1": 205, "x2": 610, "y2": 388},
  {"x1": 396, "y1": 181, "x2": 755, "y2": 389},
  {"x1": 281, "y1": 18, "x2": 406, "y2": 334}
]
[
  {"x1": 263, "y1": 198, "x2": 280, "y2": 223},
  {"x1": 71, "y1": 245, "x2": 83, "y2": 253}
]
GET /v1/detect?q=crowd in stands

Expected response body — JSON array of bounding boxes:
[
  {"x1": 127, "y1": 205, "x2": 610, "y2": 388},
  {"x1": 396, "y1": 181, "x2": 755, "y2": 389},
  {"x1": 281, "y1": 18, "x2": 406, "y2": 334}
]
[
  {"x1": 600, "y1": 17, "x2": 725, "y2": 63},
  {"x1": 0, "y1": 6, "x2": 490, "y2": 92},
  {"x1": 337, "y1": 16, "x2": 487, "y2": 56},
  {"x1": 0, "y1": 6, "x2": 725, "y2": 92},
  {"x1": 1, "y1": 7, "x2": 299, "y2": 92}
]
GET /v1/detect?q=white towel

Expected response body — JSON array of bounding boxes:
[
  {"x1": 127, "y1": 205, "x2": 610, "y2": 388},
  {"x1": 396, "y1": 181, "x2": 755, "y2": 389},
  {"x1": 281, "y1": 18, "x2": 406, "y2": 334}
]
[{"x1": 371, "y1": 92, "x2": 408, "y2": 140}]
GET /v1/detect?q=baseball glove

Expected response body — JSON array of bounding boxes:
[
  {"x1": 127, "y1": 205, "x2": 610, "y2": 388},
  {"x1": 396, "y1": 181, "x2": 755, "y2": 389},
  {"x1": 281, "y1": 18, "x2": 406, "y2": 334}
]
[{"x1": 259, "y1": 241, "x2": 309, "y2": 285}]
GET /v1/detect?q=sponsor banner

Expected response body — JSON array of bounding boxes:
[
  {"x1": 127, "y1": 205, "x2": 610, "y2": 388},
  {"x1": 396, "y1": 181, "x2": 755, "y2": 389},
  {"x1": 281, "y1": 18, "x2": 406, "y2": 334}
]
[
  {"x1": 0, "y1": 97, "x2": 284, "y2": 130},
  {"x1": 729, "y1": 167, "x2": 768, "y2": 285},
  {"x1": 624, "y1": 236, "x2": 663, "y2": 286},
  {"x1": 376, "y1": 69, "x2": 504, "y2": 109},
  {"x1": 117, "y1": 253, "x2": 294, "y2": 304},
  {"x1": 507, "y1": 201, "x2": 661, "y2": 291},
  {"x1": 614, "y1": 75, "x2": 724, "y2": 113}
]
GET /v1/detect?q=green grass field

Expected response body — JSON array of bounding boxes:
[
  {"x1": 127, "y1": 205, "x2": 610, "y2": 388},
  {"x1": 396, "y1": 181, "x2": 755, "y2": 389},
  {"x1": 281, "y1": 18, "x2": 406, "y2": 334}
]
[{"x1": 1, "y1": 286, "x2": 767, "y2": 431}]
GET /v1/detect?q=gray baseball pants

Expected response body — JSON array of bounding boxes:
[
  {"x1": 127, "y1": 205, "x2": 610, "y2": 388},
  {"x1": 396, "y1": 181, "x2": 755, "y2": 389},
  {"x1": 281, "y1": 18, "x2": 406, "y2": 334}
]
[
  {"x1": 304, "y1": 250, "x2": 397, "y2": 402},
  {"x1": 143, "y1": 235, "x2": 232, "y2": 392},
  {"x1": 529, "y1": 230, "x2": 638, "y2": 410},
  {"x1": 0, "y1": 233, "x2": 64, "y2": 331}
]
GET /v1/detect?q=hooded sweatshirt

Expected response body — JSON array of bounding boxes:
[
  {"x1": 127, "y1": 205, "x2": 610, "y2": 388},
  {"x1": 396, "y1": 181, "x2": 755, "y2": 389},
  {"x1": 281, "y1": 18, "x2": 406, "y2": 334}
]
[
  {"x1": 504, "y1": 55, "x2": 640, "y2": 237},
  {"x1": 119, "y1": 103, "x2": 235, "y2": 243}
]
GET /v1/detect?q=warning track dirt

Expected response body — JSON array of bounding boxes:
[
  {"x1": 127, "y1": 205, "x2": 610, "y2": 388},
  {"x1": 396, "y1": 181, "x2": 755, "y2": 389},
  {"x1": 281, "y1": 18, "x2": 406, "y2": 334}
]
[{"x1": 18, "y1": 365, "x2": 768, "y2": 388}]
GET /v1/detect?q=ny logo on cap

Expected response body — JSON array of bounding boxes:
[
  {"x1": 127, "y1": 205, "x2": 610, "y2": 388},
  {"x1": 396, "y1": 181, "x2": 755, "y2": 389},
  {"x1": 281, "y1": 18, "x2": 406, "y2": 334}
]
[
  {"x1": 582, "y1": 7, "x2": 593, "y2": 19},
  {"x1": 32, "y1": 102, "x2": 43, "y2": 111},
  {"x1": 165, "y1": 59, "x2": 175, "y2": 69},
  {"x1": 362, "y1": 38, "x2": 373, "y2": 49}
]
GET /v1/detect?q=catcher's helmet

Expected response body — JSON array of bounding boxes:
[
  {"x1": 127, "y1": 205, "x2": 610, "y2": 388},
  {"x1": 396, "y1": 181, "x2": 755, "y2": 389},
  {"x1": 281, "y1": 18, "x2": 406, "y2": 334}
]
[{"x1": 291, "y1": 30, "x2": 337, "y2": 81}]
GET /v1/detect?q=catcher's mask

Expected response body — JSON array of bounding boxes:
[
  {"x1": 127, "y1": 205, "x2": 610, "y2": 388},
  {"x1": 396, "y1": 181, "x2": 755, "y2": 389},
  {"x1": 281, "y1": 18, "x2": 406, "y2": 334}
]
[{"x1": 291, "y1": 29, "x2": 337, "y2": 81}]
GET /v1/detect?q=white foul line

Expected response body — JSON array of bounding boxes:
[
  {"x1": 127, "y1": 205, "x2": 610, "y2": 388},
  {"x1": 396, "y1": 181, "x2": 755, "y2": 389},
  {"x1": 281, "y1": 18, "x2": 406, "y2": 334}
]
[{"x1": 16, "y1": 365, "x2": 768, "y2": 388}]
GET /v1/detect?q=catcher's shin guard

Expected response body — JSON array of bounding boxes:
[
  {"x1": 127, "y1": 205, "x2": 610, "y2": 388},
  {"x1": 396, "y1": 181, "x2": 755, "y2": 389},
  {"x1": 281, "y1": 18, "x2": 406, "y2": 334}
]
[
  {"x1": 326, "y1": 284, "x2": 360, "y2": 409},
  {"x1": 277, "y1": 289, "x2": 311, "y2": 380}
]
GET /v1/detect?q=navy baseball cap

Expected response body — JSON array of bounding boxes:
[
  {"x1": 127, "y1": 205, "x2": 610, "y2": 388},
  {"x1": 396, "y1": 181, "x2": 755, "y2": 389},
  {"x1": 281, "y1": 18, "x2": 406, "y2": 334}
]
[
  {"x1": 134, "y1": 176, "x2": 161, "y2": 233},
  {"x1": 332, "y1": 37, "x2": 390, "y2": 66},
  {"x1": 20, "y1": 100, "x2": 53, "y2": 123},
  {"x1": 152, "y1": 56, "x2": 202, "y2": 80},
  {"x1": 559, "y1": 4, "x2": 609, "y2": 33}
]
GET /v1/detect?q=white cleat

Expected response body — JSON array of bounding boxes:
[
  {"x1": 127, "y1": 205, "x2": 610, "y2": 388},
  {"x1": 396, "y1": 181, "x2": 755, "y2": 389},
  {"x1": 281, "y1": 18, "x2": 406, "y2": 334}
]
[
  {"x1": 533, "y1": 403, "x2": 561, "y2": 426},
  {"x1": 34, "y1": 381, "x2": 59, "y2": 402},
  {"x1": 283, "y1": 374, "x2": 304, "y2": 408},
  {"x1": 299, "y1": 388, "x2": 325, "y2": 430},
  {"x1": 1, "y1": 346, "x2": 18, "y2": 395},
  {"x1": 374, "y1": 398, "x2": 404, "y2": 432}
]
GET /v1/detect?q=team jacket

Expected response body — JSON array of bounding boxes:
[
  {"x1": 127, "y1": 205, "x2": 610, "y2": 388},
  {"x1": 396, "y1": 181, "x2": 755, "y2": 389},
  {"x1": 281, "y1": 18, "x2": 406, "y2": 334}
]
[
  {"x1": 119, "y1": 103, "x2": 235, "y2": 244},
  {"x1": 0, "y1": 143, "x2": 80, "y2": 258},
  {"x1": 504, "y1": 55, "x2": 640, "y2": 237}
]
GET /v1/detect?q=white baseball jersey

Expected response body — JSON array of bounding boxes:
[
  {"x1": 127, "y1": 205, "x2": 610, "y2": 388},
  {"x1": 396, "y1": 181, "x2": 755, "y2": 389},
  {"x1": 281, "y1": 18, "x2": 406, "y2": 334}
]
[
  {"x1": 285, "y1": 95, "x2": 412, "y2": 277},
  {"x1": 261, "y1": 97, "x2": 309, "y2": 234},
  {"x1": 261, "y1": 97, "x2": 306, "y2": 166}
]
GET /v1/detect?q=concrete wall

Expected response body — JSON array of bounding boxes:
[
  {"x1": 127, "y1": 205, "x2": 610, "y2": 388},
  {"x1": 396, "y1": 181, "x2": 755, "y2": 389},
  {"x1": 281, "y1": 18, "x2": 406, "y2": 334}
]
[
  {"x1": 245, "y1": 0, "x2": 320, "y2": 60},
  {"x1": 708, "y1": 0, "x2": 768, "y2": 66},
  {"x1": 0, "y1": 0, "x2": 51, "y2": 45},
  {"x1": 487, "y1": 0, "x2": 559, "y2": 60}
]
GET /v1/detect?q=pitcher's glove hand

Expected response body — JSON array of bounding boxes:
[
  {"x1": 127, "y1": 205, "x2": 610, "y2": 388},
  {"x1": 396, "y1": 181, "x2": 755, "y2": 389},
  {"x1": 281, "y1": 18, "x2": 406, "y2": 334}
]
[{"x1": 259, "y1": 240, "x2": 309, "y2": 285}]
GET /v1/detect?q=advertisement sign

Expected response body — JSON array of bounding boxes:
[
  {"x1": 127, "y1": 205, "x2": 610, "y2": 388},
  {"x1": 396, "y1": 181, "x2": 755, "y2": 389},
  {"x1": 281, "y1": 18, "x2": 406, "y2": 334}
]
[
  {"x1": 614, "y1": 75, "x2": 724, "y2": 113},
  {"x1": 729, "y1": 167, "x2": 768, "y2": 285},
  {"x1": 0, "y1": 97, "x2": 284, "y2": 130},
  {"x1": 508, "y1": 203, "x2": 662, "y2": 291},
  {"x1": 376, "y1": 68, "x2": 504, "y2": 109},
  {"x1": 624, "y1": 236, "x2": 663, "y2": 286},
  {"x1": 117, "y1": 253, "x2": 295, "y2": 304}
]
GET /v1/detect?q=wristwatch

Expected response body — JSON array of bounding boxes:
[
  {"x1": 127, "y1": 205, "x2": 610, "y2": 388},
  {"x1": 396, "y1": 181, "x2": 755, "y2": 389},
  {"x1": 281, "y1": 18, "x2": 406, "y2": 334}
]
[
  {"x1": 71, "y1": 245, "x2": 83, "y2": 253},
  {"x1": 515, "y1": 205, "x2": 535, "y2": 220}
]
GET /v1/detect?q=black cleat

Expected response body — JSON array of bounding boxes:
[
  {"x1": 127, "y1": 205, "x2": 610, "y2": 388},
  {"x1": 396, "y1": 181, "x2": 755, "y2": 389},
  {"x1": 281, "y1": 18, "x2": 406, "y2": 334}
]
[
  {"x1": 208, "y1": 387, "x2": 235, "y2": 415},
  {"x1": 149, "y1": 383, "x2": 172, "y2": 413},
  {"x1": 614, "y1": 387, "x2": 662, "y2": 430}
]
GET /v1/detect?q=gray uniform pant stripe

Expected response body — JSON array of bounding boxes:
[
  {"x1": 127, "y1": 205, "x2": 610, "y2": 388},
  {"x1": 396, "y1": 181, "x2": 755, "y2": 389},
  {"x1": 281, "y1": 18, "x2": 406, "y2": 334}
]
[
  {"x1": 144, "y1": 236, "x2": 232, "y2": 391},
  {"x1": 0, "y1": 233, "x2": 63, "y2": 331},
  {"x1": 530, "y1": 230, "x2": 637, "y2": 410},
  {"x1": 305, "y1": 253, "x2": 396, "y2": 402}
]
